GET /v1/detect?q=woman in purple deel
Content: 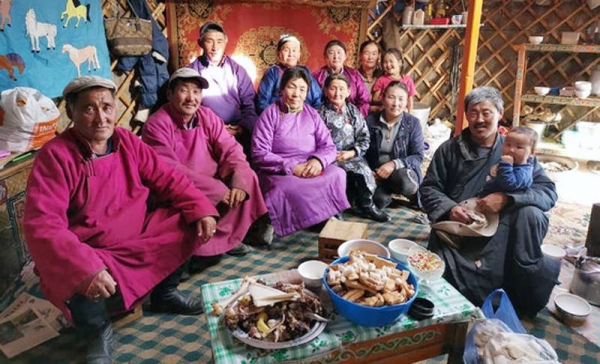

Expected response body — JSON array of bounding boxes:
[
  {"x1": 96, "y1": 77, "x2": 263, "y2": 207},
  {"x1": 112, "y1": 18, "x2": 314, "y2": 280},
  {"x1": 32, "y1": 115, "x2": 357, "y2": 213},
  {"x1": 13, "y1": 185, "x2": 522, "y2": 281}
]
[{"x1": 252, "y1": 67, "x2": 350, "y2": 236}]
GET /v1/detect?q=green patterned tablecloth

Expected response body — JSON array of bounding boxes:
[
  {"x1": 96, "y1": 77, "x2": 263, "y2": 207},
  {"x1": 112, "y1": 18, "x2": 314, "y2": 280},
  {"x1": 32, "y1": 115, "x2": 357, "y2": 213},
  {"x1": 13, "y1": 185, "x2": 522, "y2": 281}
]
[{"x1": 201, "y1": 271, "x2": 483, "y2": 364}]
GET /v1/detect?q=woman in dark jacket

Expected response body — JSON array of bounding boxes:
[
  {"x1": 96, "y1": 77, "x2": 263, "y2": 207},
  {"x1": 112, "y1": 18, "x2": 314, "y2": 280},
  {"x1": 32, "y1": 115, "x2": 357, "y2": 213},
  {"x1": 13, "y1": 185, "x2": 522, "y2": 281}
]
[{"x1": 365, "y1": 81, "x2": 424, "y2": 208}]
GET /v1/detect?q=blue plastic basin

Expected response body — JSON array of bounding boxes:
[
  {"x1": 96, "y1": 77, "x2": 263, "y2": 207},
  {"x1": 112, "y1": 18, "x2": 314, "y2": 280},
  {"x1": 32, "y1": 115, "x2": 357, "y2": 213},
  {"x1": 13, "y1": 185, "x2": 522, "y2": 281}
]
[{"x1": 323, "y1": 256, "x2": 419, "y2": 327}]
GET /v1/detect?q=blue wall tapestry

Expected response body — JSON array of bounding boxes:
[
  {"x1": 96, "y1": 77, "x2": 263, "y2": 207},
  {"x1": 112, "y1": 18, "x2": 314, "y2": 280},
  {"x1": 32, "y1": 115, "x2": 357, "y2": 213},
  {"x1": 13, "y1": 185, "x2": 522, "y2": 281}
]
[{"x1": 0, "y1": 0, "x2": 111, "y2": 98}]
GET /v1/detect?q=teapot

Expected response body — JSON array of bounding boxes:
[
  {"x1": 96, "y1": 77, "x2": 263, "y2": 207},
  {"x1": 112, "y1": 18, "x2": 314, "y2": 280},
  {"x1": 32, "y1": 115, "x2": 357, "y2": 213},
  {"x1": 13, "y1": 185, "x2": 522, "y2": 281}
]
[{"x1": 569, "y1": 256, "x2": 600, "y2": 306}]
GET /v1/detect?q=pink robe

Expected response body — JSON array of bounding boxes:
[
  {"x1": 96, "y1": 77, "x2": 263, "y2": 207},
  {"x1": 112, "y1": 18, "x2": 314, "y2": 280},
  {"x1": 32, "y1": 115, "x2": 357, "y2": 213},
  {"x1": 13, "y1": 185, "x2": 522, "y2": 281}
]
[
  {"x1": 252, "y1": 100, "x2": 350, "y2": 236},
  {"x1": 142, "y1": 104, "x2": 267, "y2": 256},
  {"x1": 24, "y1": 128, "x2": 218, "y2": 319}
]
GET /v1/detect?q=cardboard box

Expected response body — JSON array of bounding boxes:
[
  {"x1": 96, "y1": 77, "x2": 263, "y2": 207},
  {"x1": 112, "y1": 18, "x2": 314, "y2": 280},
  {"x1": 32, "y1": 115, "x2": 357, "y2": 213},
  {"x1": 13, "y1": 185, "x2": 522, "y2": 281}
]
[{"x1": 318, "y1": 218, "x2": 368, "y2": 262}]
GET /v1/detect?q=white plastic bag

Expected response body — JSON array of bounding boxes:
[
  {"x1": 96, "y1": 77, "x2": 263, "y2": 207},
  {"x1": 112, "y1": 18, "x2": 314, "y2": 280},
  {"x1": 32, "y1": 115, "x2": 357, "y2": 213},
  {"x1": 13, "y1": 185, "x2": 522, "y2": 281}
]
[
  {"x1": 0, "y1": 87, "x2": 60, "y2": 152},
  {"x1": 425, "y1": 118, "x2": 452, "y2": 159}
]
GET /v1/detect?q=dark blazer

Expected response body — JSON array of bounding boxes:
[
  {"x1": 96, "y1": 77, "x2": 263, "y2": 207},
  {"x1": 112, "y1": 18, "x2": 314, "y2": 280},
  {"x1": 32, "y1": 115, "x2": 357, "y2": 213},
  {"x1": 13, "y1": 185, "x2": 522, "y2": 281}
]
[{"x1": 365, "y1": 111, "x2": 425, "y2": 182}]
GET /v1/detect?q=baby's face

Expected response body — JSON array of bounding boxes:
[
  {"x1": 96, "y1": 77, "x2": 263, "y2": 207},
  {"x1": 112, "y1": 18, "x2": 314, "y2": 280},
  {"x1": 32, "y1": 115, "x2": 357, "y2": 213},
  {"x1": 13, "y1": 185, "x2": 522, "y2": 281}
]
[{"x1": 502, "y1": 132, "x2": 533, "y2": 165}]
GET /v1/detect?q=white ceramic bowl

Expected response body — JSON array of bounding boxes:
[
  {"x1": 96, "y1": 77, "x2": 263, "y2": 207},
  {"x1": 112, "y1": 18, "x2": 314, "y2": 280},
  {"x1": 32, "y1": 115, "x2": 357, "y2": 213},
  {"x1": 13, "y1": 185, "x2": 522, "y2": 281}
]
[
  {"x1": 337, "y1": 239, "x2": 390, "y2": 259},
  {"x1": 554, "y1": 292, "x2": 591, "y2": 326},
  {"x1": 574, "y1": 81, "x2": 592, "y2": 91},
  {"x1": 541, "y1": 244, "x2": 566, "y2": 261},
  {"x1": 388, "y1": 239, "x2": 418, "y2": 264},
  {"x1": 534, "y1": 86, "x2": 550, "y2": 96},
  {"x1": 575, "y1": 89, "x2": 591, "y2": 99},
  {"x1": 528, "y1": 36, "x2": 543, "y2": 44},
  {"x1": 298, "y1": 260, "x2": 328, "y2": 288}
]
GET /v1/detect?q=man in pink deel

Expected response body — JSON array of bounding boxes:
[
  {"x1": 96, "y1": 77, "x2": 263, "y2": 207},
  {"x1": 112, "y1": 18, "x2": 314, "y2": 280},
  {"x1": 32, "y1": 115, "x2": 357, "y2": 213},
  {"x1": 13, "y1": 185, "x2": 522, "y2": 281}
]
[
  {"x1": 24, "y1": 76, "x2": 218, "y2": 362},
  {"x1": 143, "y1": 68, "x2": 272, "y2": 273}
]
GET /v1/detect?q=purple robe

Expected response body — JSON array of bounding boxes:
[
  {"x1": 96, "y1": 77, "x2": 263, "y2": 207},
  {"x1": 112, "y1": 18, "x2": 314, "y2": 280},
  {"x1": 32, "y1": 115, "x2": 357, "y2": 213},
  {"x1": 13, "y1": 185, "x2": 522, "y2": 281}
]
[
  {"x1": 252, "y1": 100, "x2": 350, "y2": 236},
  {"x1": 188, "y1": 55, "x2": 258, "y2": 132},
  {"x1": 313, "y1": 66, "x2": 371, "y2": 117},
  {"x1": 24, "y1": 128, "x2": 218, "y2": 319},
  {"x1": 142, "y1": 104, "x2": 268, "y2": 256}
]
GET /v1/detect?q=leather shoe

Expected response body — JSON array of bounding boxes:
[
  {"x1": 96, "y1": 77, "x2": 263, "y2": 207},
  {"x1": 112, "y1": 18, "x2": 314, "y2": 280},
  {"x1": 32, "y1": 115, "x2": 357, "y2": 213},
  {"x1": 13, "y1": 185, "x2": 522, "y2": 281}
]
[
  {"x1": 86, "y1": 322, "x2": 114, "y2": 364},
  {"x1": 149, "y1": 290, "x2": 204, "y2": 315},
  {"x1": 358, "y1": 205, "x2": 390, "y2": 223}
]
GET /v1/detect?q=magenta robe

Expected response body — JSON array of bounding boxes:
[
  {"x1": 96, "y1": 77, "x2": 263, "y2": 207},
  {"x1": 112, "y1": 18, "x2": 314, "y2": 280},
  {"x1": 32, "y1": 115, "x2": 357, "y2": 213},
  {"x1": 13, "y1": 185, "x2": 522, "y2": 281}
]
[
  {"x1": 142, "y1": 104, "x2": 267, "y2": 256},
  {"x1": 252, "y1": 100, "x2": 350, "y2": 236},
  {"x1": 23, "y1": 128, "x2": 218, "y2": 320}
]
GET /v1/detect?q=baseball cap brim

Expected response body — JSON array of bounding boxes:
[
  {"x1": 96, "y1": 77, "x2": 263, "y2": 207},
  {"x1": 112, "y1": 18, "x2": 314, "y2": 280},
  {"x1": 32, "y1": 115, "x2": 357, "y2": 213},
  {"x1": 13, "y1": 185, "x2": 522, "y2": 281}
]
[
  {"x1": 62, "y1": 76, "x2": 117, "y2": 99},
  {"x1": 169, "y1": 68, "x2": 209, "y2": 89}
]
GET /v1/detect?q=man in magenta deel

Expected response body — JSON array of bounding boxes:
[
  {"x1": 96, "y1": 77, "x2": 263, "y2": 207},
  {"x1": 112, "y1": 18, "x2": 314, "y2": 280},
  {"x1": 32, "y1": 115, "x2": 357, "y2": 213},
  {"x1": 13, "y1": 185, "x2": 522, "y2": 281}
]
[{"x1": 24, "y1": 76, "x2": 219, "y2": 363}]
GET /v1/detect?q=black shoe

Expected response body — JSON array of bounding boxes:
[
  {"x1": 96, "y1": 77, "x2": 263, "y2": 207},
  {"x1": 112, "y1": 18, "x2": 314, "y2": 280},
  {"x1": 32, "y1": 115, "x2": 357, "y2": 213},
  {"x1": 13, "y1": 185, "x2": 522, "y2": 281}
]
[
  {"x1": 243, "y1": 222, "x2": 274, "y2": 247},
  {"x1": 149, "y1": 290, "x2": 204, "y2": 315},
  {"x1": 358, "y1": 205, "x2": 390, "y2": 223},
  {"x1": 188, "y1": 255, "x2": 222, "y2": 274},
  {"x1": 86, "y1": 323, "x2": 114, "y2": 364},
  {"x1": 226, "y1": 243, "x2": 251, "y2": 256}
]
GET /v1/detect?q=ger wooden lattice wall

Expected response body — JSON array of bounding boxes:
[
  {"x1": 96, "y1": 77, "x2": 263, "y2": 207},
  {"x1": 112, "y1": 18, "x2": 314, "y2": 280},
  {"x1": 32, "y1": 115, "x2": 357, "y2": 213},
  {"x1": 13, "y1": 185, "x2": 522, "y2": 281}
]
[{"x1": 366, "y1": 0, "x2": 599, "y2": 126}]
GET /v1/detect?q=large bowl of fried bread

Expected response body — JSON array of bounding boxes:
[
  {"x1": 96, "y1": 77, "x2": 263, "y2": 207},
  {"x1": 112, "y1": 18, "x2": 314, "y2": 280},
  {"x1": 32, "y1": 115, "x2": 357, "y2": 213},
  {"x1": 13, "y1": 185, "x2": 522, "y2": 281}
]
[{"x1": 324, "y1": 250, "x2": 419, "y2": 327}]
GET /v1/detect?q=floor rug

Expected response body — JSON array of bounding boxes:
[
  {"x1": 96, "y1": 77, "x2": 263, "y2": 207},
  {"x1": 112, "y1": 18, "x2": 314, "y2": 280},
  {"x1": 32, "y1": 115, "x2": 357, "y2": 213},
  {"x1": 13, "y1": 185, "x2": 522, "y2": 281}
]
[{"x1": 5, "y1": 203, "x2": 598, "y2": 363}]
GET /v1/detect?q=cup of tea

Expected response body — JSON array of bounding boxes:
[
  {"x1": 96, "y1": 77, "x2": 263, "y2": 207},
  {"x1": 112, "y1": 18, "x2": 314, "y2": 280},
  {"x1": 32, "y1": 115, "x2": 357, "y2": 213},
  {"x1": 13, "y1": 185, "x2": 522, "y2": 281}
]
[{"x1": 451, "y1": 14, "x2": 463, "y2": 25}]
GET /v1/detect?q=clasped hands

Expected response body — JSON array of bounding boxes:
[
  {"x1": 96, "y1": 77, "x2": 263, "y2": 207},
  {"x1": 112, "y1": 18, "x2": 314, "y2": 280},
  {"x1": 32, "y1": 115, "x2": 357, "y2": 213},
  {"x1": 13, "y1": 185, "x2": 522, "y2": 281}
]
[
  {"x1": 448, "y1": 192, "x2": 508, "y2": 224},
  {"x1": 292, "y1": 158, "x2": 323, "y2": 178}
]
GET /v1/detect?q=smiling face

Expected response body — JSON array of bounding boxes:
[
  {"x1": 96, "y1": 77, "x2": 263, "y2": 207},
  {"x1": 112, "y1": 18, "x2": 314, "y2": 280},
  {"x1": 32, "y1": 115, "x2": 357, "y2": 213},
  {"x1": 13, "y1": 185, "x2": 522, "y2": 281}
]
[
  {"x1": 382, "y1": 53, "x2": 401, "y2": 77},
  {"x1": 68, "y1": 87, "x2": 116, "y2": 146},
  {"x1": 282, "y1": 77, "x2": 308, "y2": 109},
  {"x1": 360, "y1": 43, "x2": 380, "y2": 71},
  {"x1": 200, "y1": 31, "x2": 227, "y2": 64},
  {"x1": 325, "y1": 45, "x2": 347, "y2": 72},
  {"x1": 502, "y1": 132, "x2": 534, "y2": 165},
  {"x1": 382, "y1": 84, "x2": 408, "y2": 121},
  {"x1": 278, "y1": 41, "x2": 300, "y2": 68},
  {"x1": 466, "y1": 100, "x2": 500, "y2": 147},
  {"x1": 325, "y1": 79, "x2": 350, "y2": 108},
  {"x1": 168, "y1": 81, "x2": 203, "y2": 121}
]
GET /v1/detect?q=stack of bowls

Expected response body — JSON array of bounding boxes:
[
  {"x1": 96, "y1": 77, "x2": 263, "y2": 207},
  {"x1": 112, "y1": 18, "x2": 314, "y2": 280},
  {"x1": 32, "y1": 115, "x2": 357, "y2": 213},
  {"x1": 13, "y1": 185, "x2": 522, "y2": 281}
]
[{"x1": 574, "y1": 81, "x2": 592, "y2": 99}]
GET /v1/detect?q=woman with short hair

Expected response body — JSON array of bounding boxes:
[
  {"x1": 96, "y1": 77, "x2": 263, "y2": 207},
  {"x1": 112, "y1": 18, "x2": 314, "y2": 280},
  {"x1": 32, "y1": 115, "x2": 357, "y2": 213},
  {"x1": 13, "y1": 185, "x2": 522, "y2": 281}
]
[{"x1": 313, "y1": 39, "x2": 370, "y2": 117}]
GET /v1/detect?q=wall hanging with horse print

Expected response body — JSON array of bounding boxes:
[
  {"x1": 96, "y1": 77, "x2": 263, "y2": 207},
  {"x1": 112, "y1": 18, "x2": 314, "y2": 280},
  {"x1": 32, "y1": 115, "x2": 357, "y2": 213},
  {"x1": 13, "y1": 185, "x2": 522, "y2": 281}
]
[{"x1": 0, "y1": 0, "x2": 110, "y2": 98}]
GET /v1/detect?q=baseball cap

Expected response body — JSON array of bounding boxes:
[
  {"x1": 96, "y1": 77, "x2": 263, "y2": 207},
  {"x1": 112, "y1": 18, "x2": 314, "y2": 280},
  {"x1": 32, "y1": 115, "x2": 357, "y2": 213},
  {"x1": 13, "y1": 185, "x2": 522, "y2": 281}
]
[
  {"x1": 199, "y1": 21, "x2": 225, "y2": 39},
  {"x1": 168, "y1": 68, "x2": 209, "y2": 89},
  {"x1": 62, "y1": 76, "x2": 117, "y2": 99}
]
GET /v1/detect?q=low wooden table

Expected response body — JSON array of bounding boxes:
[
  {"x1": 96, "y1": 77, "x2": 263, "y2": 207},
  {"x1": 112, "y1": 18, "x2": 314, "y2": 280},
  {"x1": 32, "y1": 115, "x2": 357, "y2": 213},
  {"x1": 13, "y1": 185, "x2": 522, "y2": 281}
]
[{"x1": 201, "y1": 270, "x2": 482, "y2": 364}]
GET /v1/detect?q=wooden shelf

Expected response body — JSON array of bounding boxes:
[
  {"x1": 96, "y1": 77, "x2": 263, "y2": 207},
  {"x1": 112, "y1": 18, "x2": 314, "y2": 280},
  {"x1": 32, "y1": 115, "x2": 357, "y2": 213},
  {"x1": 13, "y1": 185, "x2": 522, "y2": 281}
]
[
  {"x1": 401, "y1": 24, "x2": 483, "y2": 30},
  {"x1": 402, "y1": 24, "x2": 465, "y2": 29},
  {"x1": 521, "y1": 94, "x2": 600, "y2": 108},
  {"x1": 522, "y1": 43, "x2": 600, "y2": 54},
  {"x1": 513, "y1": 43, "x2": 600, "y2": 125}
]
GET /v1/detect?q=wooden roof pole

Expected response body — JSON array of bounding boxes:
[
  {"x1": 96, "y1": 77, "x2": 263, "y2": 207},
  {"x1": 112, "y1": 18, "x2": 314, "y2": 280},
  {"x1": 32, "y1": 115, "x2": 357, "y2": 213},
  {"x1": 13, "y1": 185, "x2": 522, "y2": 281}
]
[{"x1": 455, "y1": 0, "x2": 484, "y2": 136}]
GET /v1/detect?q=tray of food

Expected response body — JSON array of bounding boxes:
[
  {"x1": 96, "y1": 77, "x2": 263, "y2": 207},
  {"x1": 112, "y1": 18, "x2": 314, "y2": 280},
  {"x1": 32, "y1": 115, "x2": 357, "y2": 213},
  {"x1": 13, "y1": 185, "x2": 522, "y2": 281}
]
[{"x1": 215, "y1": 277, "x2": 328, "y2": 349}]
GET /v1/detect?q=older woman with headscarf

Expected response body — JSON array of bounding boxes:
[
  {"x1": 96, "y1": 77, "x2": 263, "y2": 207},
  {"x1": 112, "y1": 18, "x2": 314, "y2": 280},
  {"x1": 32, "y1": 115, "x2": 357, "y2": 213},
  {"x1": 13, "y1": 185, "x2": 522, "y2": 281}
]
[
  {"x1": 256, "y1": 34, "x2": 322, "y2": 114},
  {"x1": 313, "y1": 39, "x2": 370, "y2": 117},
  {"x1": 252, "y1": 67, "x2": 350, "y2": 236}
]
